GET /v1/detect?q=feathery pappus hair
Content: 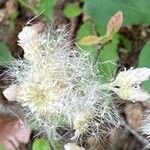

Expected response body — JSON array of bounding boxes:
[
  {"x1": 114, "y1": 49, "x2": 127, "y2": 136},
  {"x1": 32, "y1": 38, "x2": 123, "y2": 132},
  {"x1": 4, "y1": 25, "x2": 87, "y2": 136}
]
[{"x1": 3, "y1": 24, "x2": 119, "y2": 141}]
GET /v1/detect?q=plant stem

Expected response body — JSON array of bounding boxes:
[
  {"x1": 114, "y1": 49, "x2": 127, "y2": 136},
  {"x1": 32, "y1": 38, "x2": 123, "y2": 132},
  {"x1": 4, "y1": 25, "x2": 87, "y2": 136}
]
[{"x1": 120, "y1": 118, "x2": 149, "y2": 146}]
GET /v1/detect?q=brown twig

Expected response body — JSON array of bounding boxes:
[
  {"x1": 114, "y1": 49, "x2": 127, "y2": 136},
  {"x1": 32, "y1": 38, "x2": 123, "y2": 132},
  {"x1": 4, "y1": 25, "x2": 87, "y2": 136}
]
[
  {"x1": 68, "y1": 1, "x2": 83, "y2": 48},
  {"x1": 120, "y1": 118, "x2": 149, "y2": 146}
]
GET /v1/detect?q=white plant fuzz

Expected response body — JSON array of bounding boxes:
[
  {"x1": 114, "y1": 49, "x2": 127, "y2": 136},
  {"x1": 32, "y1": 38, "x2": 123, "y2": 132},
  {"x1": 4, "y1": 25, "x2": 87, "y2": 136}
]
[
  {"x1": 18, "y1": 26, "x2": 45, "y2": 60},
  {"x1": 70, "y1": 103, "x2": 96, "y2": 140},
  {"x1": 68, "y1": 94, "x2": 119, "y2": 140},
  {"x1": 64, "y1": 143, "x2": 85, "y2": 150},
  {"x1": 4, "y1": 25, "x2": 119, "y2": 141},
  {"x1": 102, "y1": 67, "x2": 150, "y2": 102}
]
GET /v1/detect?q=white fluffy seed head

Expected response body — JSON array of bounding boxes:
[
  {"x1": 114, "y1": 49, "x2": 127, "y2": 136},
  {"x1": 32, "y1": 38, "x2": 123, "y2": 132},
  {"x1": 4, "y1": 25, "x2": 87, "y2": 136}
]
[
  {"x1": 67, "y1": 90, "x2": 119, "y2": 140},
  {"x1": 6, "y1": 25, "x2": 119, "y2": 140},
  {"x1": 71, "y1": 108, "x2": 94, "y2": 140}
]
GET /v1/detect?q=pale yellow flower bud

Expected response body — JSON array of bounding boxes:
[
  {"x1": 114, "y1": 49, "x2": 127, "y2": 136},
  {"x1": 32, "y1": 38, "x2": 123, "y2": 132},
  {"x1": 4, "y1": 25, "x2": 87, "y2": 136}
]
[{"x1": 102, "y1": 67, "x2": 150, "y2": 102}]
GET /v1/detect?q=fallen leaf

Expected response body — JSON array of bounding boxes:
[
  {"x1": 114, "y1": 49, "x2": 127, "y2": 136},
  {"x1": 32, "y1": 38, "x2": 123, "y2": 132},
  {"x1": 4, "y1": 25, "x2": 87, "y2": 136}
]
[
  {"x1": 125, "y1": 103, "x2": 143, "y2": 129},
  {"x1": 0, "y1": 116, "x2": 31, "y2": 150}
]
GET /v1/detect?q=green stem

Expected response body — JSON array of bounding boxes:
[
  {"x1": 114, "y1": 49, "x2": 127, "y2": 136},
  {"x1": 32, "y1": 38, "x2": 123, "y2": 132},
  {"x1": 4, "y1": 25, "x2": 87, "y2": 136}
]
[
  {"x1": 16, "y1": 0, "x2": 39, "y2": 14},
  {"x1": 93, "y1": 40, "x2": 112, "y2": 65}
]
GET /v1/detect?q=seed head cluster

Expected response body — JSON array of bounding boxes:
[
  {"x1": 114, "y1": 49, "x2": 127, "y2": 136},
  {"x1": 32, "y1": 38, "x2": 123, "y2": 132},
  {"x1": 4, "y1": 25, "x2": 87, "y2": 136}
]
[{"x1": 5, "y1": 25, "x2": 119, "y2": 140}]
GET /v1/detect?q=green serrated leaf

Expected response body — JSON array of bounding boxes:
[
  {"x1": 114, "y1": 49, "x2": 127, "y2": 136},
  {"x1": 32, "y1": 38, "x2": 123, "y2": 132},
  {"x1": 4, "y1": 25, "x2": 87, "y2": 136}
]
[
  {"x1": 39, "y1": 0, "x2": 56, "y2": 21},
  {"x1": 32, "y1": 138, "x2": 51, "y2": 150},
  {"x1": 63, "y1": 3, "x2": 83, "y2": 18},
  {"x1": 98, "y1": 35, "x2": 119, "y2": 80},
  {"x1": 139, "y1": 40, "x2": 150, "y2": 91},
  {"x1": 0, "y1": 42, "x2": 12, "y2": 66},
  {"x1": 84, "y1": 0, "x2": 150, "y2": 34}
]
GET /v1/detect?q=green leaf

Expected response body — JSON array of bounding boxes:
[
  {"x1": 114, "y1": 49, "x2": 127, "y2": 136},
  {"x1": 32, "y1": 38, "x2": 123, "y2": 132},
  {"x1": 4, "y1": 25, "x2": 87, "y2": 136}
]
[
  {"x1": 63, "y1": 3, "x2": 83, "y2": 18},
  {"x1": 0, "y1": 42, "x2": 12, "y2": 66},
  {"x1": 142, "y1": 80, "x2": 150, "y2": 91},
  {"x1": 84, "y1": 0, "x2": 150, "y2": 34},
  {"x1": 98, "y1": 35, "x2": 119, "y2": 80},
  {"x1": 139, "y1": 40, "x2": 150, "y2": 91},
  {"x1": 32, "y1": 138, "x2": 51, "y2": 150},
  {"x1": 77, "y1": 22, "x2": 94, "y2": 40},
  {"x1": 39, "y1": 0, "x2": 56, "y2": 21},
  {"x1": 0, "y1": 146, "x2": 6, "y2": 150},
  {"x1": 77, "y1": 22, "x2": 97, "y2": 58},
  {"x1": 139, "y1": 40, "x2": 150, "y2": 68}
]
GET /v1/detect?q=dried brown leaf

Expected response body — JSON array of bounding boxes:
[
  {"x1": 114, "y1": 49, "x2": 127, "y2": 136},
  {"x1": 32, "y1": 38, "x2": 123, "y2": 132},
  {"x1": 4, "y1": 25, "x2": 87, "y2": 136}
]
[
  {"x1": 0, "y1": 116, "x2": 31, "y2": 150},
  {"x1": 125, "y1": 103, "x2": 143, "y2": 129}
]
